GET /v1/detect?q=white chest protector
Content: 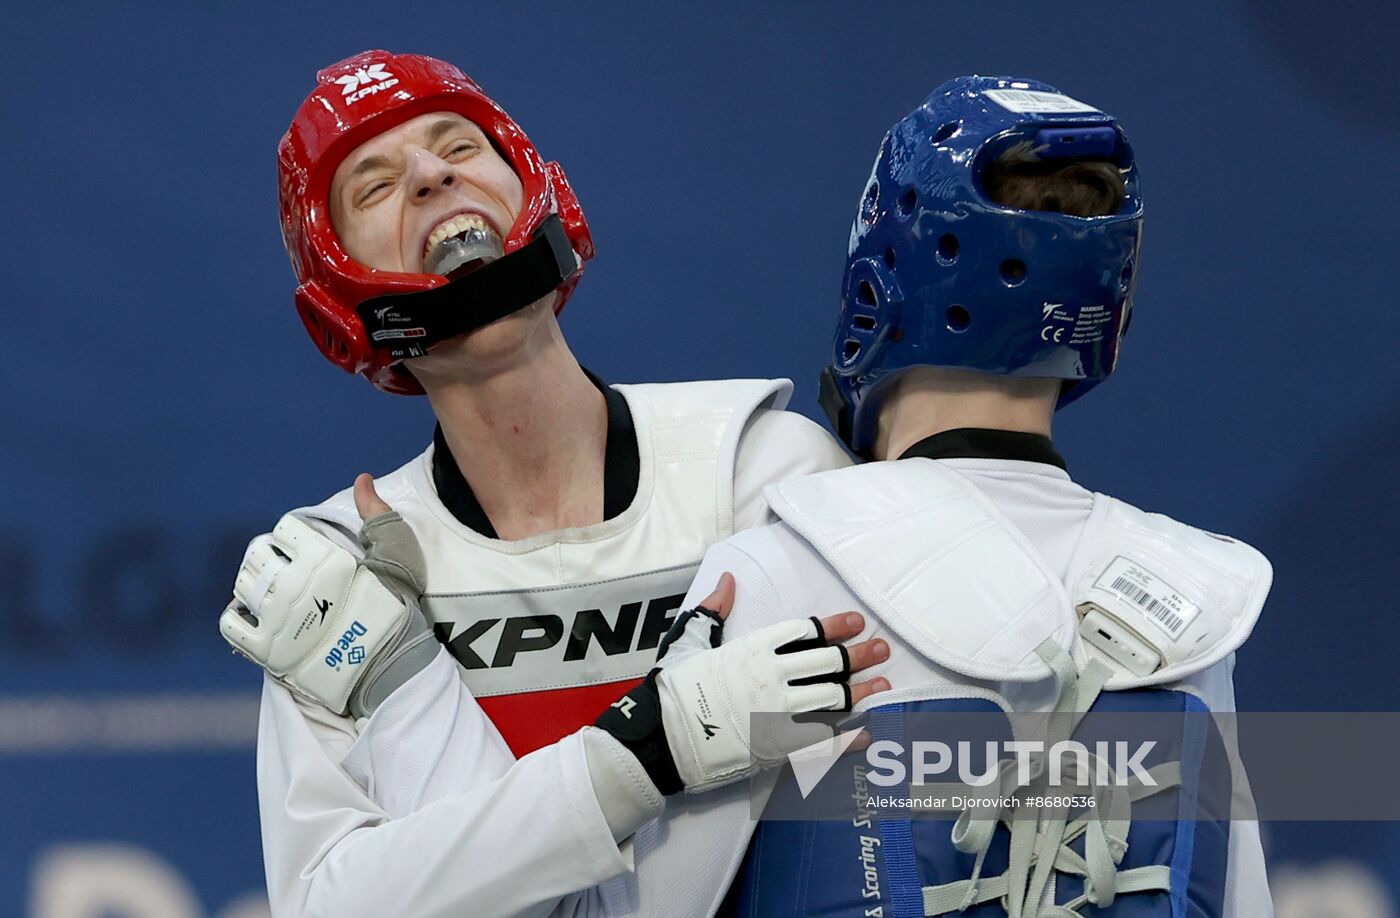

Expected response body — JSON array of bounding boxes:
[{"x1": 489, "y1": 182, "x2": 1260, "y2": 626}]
[
  {"x1": 298, "y1": 378, "x2": 790, "y2": 756},
  {"x1": 764, "y1": 458, "x2": 1271, "y2": 692},
  {"x1": 734, "y1": 459, "x2": 1273, "y2": 917}
]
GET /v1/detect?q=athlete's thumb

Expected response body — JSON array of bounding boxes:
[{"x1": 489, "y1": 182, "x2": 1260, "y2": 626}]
[
  {"x1": 697, "y1": 572, "x2": 736, "y2": 622},
  {"x1": 354, "y1": 473, "x2": 426, "y2": 597},
  {"x1": 354, "y1": 473, "x2": 393, "y2": 521}
]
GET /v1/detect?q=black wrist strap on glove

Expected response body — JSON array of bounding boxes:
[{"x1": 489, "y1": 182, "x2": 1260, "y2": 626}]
[{"x1": 595, "y1": 670, "x2": 684, "y2": 796}]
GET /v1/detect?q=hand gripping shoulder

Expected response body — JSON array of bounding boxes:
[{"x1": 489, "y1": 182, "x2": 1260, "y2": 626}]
[
  {"x1": 219, "y1": 513, "x2": 427, "y2": 716},
  {"x1": 658, "y1": 616, "x2": 850, "y2": 791},
  {"x1": 596, "y1": 608, "x2": 851, "y2": 795}
]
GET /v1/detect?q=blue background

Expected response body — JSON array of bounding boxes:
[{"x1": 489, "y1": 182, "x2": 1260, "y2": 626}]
[{"x1": 3, "y1": 1, "x2": 1397, "y2": 914}]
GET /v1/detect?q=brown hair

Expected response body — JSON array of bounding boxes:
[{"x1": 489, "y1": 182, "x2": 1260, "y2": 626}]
[{"x1": 981, "y1": 141, "x2": 1126, "y2": 217}]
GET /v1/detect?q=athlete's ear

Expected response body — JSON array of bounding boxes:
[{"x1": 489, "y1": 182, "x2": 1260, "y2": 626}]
[
  {"x1": 354, "y1": 473, "x2": 394, "y2": 521},
  {"x1": 694, "y1": 572, "x2": 736, "y2": 622}
]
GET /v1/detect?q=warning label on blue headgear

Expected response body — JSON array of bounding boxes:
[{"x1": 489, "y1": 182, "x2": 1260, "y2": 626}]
[
  {"x1": 1039, "y1": 303, "x2": 1112, "y2": 347},
  {"x1": 1070, "y1": 305, "x2": 1113, "y2": 346}
]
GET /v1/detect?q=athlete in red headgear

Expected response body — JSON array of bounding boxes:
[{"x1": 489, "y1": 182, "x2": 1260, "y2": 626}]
[
  {"x1": 220, "y1": 51, "x2": 890, "y2": 916},
  {"x1": 277, "y1": 51, "x2": 593, "y2": 395}
]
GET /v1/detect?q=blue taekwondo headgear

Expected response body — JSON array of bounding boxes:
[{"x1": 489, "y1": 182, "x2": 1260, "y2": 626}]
[{"x1": 819, "y1": 76, "x2": 1144, "y2": 455}]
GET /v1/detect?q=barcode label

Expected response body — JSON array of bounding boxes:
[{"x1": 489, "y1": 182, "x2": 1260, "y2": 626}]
[
  {"x1": 1092, "y1": 557, "x2": 1200, "y2": 641},
  {"x1": 984, "y1": 89, "x2": 1101, "y2": 115},
  {"x1": 1109, "y1": 575, "x2": 1184, "y2": 633}
]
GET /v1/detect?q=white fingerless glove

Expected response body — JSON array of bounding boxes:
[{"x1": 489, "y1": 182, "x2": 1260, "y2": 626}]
[
  {"x1": 218, "y1": 512, "x2": 438, "y2": 718},
  {"x1": 595, "y1": 606, "x2": 851, "y2": 795},
  {"x1": 658, "y1": 616, "x2": 850, "y2": 792}
]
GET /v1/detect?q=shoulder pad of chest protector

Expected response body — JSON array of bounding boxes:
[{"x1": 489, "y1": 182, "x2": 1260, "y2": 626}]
[
  {"x1": 1070, "y1": 495, "x2": 1271, "y2": 690},
  {"x1": 765, "y1": 459, "x2": 1077, "y2": 683}
]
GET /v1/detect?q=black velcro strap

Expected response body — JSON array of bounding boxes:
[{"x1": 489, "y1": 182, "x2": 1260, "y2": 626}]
[
  {"x1": 818, "y1": 366, "x2": 858, "y2": 455},
  {"x1": 594, "y1": 670, "x2": 684, "y2": 796},
  {"x1": 357, "y1": 214, "x2": 577, "y2": 359}
]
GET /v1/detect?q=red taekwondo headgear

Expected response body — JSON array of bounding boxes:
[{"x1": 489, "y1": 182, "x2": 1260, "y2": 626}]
[{"x1": 278, "y1": 50, "x2": 594, "y2": 394}]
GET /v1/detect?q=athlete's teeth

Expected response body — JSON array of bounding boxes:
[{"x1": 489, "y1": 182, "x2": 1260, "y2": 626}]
[
  {"x1": 425, "y1": 213, "x2": 489, "y2": 257},
  {"x1": 422, "y1": 212, "x2": 504, "y2": 276}
]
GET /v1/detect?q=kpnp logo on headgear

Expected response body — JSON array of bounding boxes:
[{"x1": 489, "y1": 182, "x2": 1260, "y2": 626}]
[{"x1": 335, "y1": 64, "x2": 399, "y2": 105}]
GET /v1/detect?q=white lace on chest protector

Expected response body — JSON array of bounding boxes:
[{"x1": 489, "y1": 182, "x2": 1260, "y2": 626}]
[{"x1": 766, "y1": 461, "x2": 1270, "y2": 688}]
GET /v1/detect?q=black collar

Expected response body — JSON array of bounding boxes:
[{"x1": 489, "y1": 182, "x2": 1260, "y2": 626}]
[
  {"x1": 897, "y1": 428, "x2": 1067, "y2": 471},
  {"x1": 431, "y1": 368, "x2": 640, "y2": 539}
]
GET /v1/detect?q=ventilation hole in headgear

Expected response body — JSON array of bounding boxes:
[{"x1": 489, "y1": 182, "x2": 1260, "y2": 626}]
[
  {"x1": 936, "y1": 234, "x2": 959, "y2": 264},
  {"x1": 1120, "y1": 258, "x2": 1135, "y2": 289},
  {"x1": 843, "y1": 339, "x2": 861, "y2": 362},
  {"x1": 946, "y1": 304, "x2": 971, "y2": 333},
  {"x1": 932, "y1": 121, "x2": 960, "y2": 144},
  {"x1": 884, "y1": 247, "x2": 897, "y2": 269},
  {"x1": 898, "y1": 187, "x2": 919, "y2": 217},
  {"x1": 856, "y1": 280, "x2": 877, "y2": 307},
  {"x1": 999, "y1": 259, "x2": 1027, "y2": 286},
  {"x1": 853, "y1": 314, "x2": 876, "y2": 331}
]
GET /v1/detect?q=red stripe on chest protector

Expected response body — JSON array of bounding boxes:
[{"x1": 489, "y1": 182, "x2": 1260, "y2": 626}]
[{"x1": 479, "y1": 676, "x2": 646, "y2": 757}]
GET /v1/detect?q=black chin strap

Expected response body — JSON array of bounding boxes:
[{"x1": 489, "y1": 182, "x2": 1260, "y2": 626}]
[{"x1": 356, "y1": 214, "x2": 578, "y2": 360}]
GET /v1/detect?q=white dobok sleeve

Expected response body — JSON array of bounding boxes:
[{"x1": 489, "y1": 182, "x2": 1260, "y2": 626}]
[
  {"x1": 257, "y1": 658, "x2": 625, "y2": 918},
  {"x1": 602, "y1": 539, "x2": 798, "y2": 918},
  {"x1": 259, "y1": 538, "x2": 801, "y2": 918},
  {"x1": 731, "y1": 409, "x2": 851, "y2": 532}
]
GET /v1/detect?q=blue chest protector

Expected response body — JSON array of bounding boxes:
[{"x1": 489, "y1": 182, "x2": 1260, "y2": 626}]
[{"x1": 723, "y1": 669, "x2": 1232, "y2": 917}]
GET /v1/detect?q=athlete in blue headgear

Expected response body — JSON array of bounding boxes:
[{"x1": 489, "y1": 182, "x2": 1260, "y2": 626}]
[
  {"x1": 819, "y1": 76, "x2": 1143, "y2": 458},
  {"x1": 658, "y1": 76, "x2": 1272, "y2": 915}
]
